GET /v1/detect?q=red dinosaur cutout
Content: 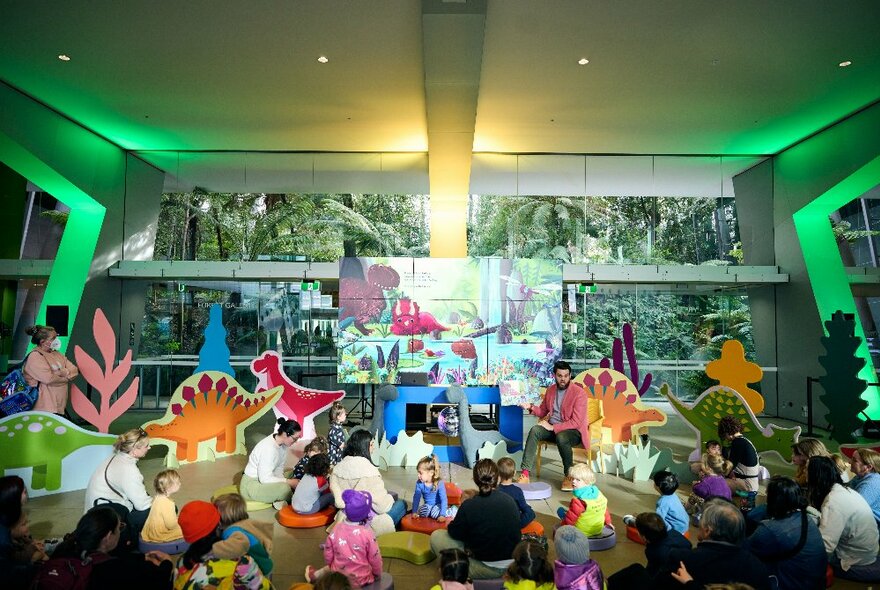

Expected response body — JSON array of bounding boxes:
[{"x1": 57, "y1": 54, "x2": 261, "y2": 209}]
[{"x1": 250, "y1": 350, "x2": 345, "y2": 440}]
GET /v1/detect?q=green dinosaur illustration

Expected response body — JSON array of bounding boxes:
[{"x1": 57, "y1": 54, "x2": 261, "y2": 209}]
[
  {"x1": 661, "y1": 384, "x2": 800, "y2": 461},
  {"x1": 0, "y1": 412, "x2": 115, "y2": 490}
]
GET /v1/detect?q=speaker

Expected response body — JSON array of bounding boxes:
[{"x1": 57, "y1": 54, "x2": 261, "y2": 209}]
[{"x1": 46, "y1": 305, "x2": 69, "y2": 337}]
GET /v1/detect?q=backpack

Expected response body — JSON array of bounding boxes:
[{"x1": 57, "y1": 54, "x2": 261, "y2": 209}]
[
  {"x1": 0, "y1": 353, "x2": 38, "y2": 416},
  {"x1": 30, "y1": 553, "x2": 112, "y2": 590}
]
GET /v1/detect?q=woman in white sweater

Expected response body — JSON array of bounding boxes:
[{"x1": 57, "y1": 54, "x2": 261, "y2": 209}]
[
  {"x1": 240, "y1": 417, "x2": 301, "y2": 507},
  {"x1": 808, "y1": 456, "x2": 880, "y2": 583},
  {"x1": 84, "y1": 428, "x2": 153, "y2": 543}
]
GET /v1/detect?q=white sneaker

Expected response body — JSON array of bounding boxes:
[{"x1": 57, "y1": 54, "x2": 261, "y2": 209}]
[
  {"x1": 622, "y1": 514, "x2": 636, "y2": 527},
  {"x1": 273, "y1": 500, "x2": 287, "y2": 510}
]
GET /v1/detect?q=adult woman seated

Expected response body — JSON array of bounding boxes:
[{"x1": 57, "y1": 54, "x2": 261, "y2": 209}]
[
  {"x1": 717, "y1": 416, "x2": 760, "y2": 495},
  {"x1": 44, "y1": 505, "x2": 174, "y2": 590},
  {"x1": 791, "y1": 438, "x2": 849, "y2": 486},
  {"x1": 848, "y1": 448, "x2": 880, "y2": 526},
  {"x1": 808, "y1": 456, "x2": 880, "y2": 583},
  {"x1": 240, "y1": 418, "x2": 301, "y2": 508},
  {"x1": 173, "y1": 501, "x2": 270, "y2": 590},
  {"x1": 430, "y1": 459, "x2": 522, "y2": 579},
  {"x1": 84, "y1": 428, "x2": 153, "y2": 543},
  {"x1": 329, "y1": 429, "x2": 406, "y2": 537},
  {"x1": 748, "y1": 476, "x2": 826, "y2": 590}
]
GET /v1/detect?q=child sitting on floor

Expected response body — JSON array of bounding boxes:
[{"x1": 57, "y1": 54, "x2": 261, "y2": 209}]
[
  {"x1": 306, "y1": 489, "x2": 382, "y2": 587},
  {"x1": 212, "y1": 493, "x2": 274, "y2": 576},
  {"x1": 557, "y1": 463, "x2": 613, "y2": 537},
  {"x1": 290, "y1": 436, "x2": 328, "y2": 482},
  {"x1": 504, "y1": 539, "x2": 555, "y2": 590},
  {"x1": 141, "y1": 469, "x2": 184, "y2": 545},
  {"x1": 292, "y1": 453, "x2": 334, "y2": 514},
  {"x1": 686, "y1": 454, "x2": 734, "y2": 521},
  {"x1": 497, "y1": 457, "x2": 536, "y2": 528},
  {"x1": 327, "y1": 402, "x2": 348, "y2": 465},
  {"x1": 689, "y1": 439, "x2": 722, "y2": 477},
  {"x1": 431, "y1": 548, "x2": 474, "y2": 590},
  {"x1": 553, "y1": 525, "x2": 604, "y2": 590},
  {"x1": 651, "y1": 470, "x2": 689, "y2": 534},
  {"x1": 413, "y1": 454, "x2": 456, "y2": 520}
]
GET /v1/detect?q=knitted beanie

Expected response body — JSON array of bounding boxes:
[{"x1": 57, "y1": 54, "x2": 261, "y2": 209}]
[
  {"x1": 178, "y1": 500, "x2": 221, "y2": 543},
  {"x1": 555, "y1": 525, "x2": 591, "y2": 565},
  {"x1": 342, "y1": 489, "x2": 373, "y2": 523}
]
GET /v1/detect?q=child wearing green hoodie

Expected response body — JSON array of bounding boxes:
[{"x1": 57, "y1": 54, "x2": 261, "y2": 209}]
[{"x1": 556, "y1": 463, "x2": 613, "y2": 537}]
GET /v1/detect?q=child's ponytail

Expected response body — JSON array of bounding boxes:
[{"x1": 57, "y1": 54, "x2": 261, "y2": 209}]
[{"x1": 417, "y1": 454, "x2": 442, "y2": 490}]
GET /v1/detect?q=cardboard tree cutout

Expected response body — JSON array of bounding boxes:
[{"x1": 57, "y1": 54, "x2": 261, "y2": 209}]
[
  {"x1": 705, "y1": 339, "x2": 764, "y2": 414},
  {"x1": 0, "y1": 412, "x2": 114, "y2": 496},
  {"x1": 661, "y1": 383, "x2": 800, "y2": 461},
  {"x1": 194, "y1": 304, "x2": 235, "y2": 376},
  {"x1": 819, "y1": 310, "x2": 868, "y2": 444},
  {"x1": 70, "y1": 308, "x2": 139, "y2": 433},
  {"x1": 573, "y1": 368, "x2": 667, "y2": 443},
  {"x1": 143, "y1": 372, "x2": 282, "y2": 465},
  {"x1": 250, "y1": 350, "x2": 345, "y2": 440}
]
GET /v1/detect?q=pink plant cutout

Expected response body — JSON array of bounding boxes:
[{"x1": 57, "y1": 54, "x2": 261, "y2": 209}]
[{"x1": 70, "y1": 308, "x2": 139, "y2": 433}]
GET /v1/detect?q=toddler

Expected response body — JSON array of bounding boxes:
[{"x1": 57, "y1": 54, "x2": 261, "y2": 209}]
[
  {"x1": 212, "y1": 492, "x2": 274, "y2": 575},
  {"x1": 305, "y1": 489, "x2": 382, "y2": 587},
  {"x1": 430, "y1": 547, "x2": 474, "y2": 590},
  {"x1": 141, "y1": 469, "x2": 184, "y2": 545},
  {"x1": 497, "y1": 457, "x2": 536, "y2": 528},
  {"x1": 292, "y1": 453, "x2": 335, "y2": 514},
  {"x1": 504, "y1": 539, "x2": 555, "y2": 590},
  {"x1": 558, "y1": 463, "x2": 612, "y2": 537},
  {"x1": 412, "y1": 454, "x2": 455, "y2": 520},
  {"x1": 327, "y1": 402, "x2": 348, "y2": 465},
  {"x1": 290, "y1": 436, "x2": 328, "y2": 482},
  {"x1": 689, "y1": 439, "x2": 722, "y2": 477},
  {"x1": 651, "y1": 470, "x2": 689, "y2": 534},
  {"x1": 553, "y1": 525, "x2": 604, "y2": 590}
]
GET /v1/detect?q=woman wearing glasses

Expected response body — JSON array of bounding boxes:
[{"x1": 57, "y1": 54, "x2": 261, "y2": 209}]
[{"x1": 84, "y1": 428, "x2": 154, "y2": 544}]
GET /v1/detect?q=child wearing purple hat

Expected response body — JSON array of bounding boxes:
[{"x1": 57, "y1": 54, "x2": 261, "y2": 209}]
[{"x1": 305, "y1": 489, "x2": 383, "y2": 587}]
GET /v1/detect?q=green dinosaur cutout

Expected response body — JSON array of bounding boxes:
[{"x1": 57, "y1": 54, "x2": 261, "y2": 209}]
[
  {"x1": 705, "y1": 339, "x2": 764, "y2": 414},
  {"x1": 662, "y1": 384, "x2": 799, "y2": 461},
  {"x1": 819, "y1": 310, "x2": 868, "y2": 444}
]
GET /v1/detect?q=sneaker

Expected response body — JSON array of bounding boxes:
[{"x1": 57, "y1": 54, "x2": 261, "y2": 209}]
[
  {"x1": 561, "y1": 476, "x2": 574, "y2": 492},
  {"x1": 273, "y1": 500, "x2": 287, "y2": 510},
  {"x1": 305, "y1": 565, "x2": 318, "y2": 582},
  {"x1": 446, "y1": 505, "x2": 459, "y2": 519},
  {"x1": 622, "y1": 514, "x2": 636, "y2": 527},
  {"x1": 518, "y1": 470, "x2": 530, "y2": 484}
]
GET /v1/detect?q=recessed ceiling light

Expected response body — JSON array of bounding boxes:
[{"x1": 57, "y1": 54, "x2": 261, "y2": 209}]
[
  {"x1": 839, "y1": 60, "x2": 852, "y2": 67},
  {"x1": 317, "y1": 56, "x2": 329, "y2": 64},
  {"x1": 58, "y1": 54, "x2": 71, "y2": 61},
  {"x1": 577, "y1": 58, "x2": 589, "y2": 65}
]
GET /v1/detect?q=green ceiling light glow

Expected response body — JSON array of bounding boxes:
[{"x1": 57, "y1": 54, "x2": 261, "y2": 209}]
[
  {"x1": 793, "y1": 154, "x2": 880, "y2": 418},
  {"x1": 0, "y1": 133, "x2": 106, "y2": 355}
]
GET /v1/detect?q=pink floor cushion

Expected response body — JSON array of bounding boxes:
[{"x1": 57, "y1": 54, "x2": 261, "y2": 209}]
[
  {"x1": 400, "y1": 513, "x2": 449, "y2": 534},
  {"x1": 138, "y1": 536, "x2": 189, "y2": 554},
  {"x1": 515, "y1": 482, "x2": 552, "y2": 500},
  {"x1": 276, "y1": 504, "x2": 337, "y2": 528},
  {"x1": 588, "y1": 525, "x2": 617, "y2": 551},
  {"x1": 360, "y1": 572, "x2": 394, "y2": 590}
]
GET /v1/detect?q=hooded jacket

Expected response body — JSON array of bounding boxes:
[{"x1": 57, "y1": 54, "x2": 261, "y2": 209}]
[
  {"x1": 554, "y1": 559, "x2": 605, "y2": 590},
  {"x1": 560, "y1": 485, "x2": 610, "y2": 537},
  {"x1": 212, "y1": 519, "x2": 274, "y2": 575},
  {"x1": 329, "y1": 455, "x2": 396, "y2": 537}
]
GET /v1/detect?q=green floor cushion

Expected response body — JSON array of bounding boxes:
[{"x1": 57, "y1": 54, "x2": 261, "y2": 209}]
[{"x1": 377, "y1": 531, "x2": 436, "y2": 565}]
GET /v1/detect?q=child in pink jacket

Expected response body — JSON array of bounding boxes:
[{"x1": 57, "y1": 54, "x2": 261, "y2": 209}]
[{"x1": 304, "y1": 489, "x2": 382, "y2": 587}]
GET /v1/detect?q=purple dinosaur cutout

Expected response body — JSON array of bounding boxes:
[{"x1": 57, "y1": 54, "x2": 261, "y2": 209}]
[{"x1": 599, "y1": 323, "x2": 652, "y2": 396}]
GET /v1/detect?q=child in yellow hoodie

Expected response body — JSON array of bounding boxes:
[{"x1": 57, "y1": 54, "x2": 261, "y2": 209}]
[
  {"x1": 503, "y1": 539, "x2": 556, "y2": 590},
  {"x1": 141, "y1": 469, "x2": 185, "y2": 550}
]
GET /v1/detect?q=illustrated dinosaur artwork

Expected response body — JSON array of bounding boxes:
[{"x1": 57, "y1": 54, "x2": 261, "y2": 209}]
[
  {"x1": 390, "y1": 298, "x2": 449, "y2": 339},
  {"x1": 705, "y1": 339, "x2": 764, "y2": 414},
  {"x1": 339, "y1": 263, "x2": 401, "y2": 335},
  {"x1": 446, "y1": 385, "x2": 516, "y2": 467},
  {"x1": 250, "y1": 350, "x2": 344, "y2": 440},
  {"x1": 573, "y1": 369, "x2": 667, "y2": 443},
  {"x1": 143, "y1": 372, "x2": 281, "y2": 464},
  {"x1": 0, "y1": 412, "x2": 115, "y2": 495},
  {"x1": 661, "y1": 383, "x2": 800, "y2": 461}
]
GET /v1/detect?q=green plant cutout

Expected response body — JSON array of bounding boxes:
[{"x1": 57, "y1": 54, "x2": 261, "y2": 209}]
[{"x1": 818, "y1": 310, "x2": 868, "y2": 444}]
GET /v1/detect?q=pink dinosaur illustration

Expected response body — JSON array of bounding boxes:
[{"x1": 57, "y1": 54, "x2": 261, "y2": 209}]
[
  {"x1": 390, "y1": 298, "x2": 449, "y2": 339},
  {"x1": 250, "y1": 351, "x2": 345, "y2": 440},
  {"x1": 574, "y1": 368, "x2": 667, "y2": 442}
]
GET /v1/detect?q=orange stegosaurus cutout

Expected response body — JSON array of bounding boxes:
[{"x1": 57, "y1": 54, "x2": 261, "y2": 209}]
[{"x1": 705, "y1": 340, "x2": 764, "y2": 414}]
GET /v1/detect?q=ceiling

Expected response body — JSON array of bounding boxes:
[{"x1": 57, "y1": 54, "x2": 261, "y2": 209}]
[{"x1": 1, "y1": 1, "x2": 879, "y2": 157}]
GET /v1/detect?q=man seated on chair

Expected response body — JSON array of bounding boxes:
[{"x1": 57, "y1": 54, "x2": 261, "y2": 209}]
[{"x1": 519, "y1": 360, "x2": 590, "y2": 491}]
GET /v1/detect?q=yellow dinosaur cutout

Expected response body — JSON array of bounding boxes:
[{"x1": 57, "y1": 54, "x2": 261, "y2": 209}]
[{"x1": 705, "y1": 340, "x2": 764, "y2": 414}]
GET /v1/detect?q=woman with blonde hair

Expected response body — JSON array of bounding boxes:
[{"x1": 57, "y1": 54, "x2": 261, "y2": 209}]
[
  {"x1": 22, "y1": 324, "x2": 78, "y2": 415},
  {"x1": 84, "y1": 428, "x2": 154, "y2": 544},
  {"x1": 791, "y1": 438, "x2": 849, "y2": 485},
  {"x1": 848, "y1": 448, "x2": 880, "y2": 525}
]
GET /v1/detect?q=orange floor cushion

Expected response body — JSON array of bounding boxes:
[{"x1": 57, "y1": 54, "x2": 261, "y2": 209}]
[
  {"x1": 276, "y1": 504, "x2": 337, "y2": 528},
  {"x1": 521, "y1": 520, "x2": 545, "y2": 536},
  {"x1": 445, "y1": 482, "x2": 463, "y2": 506},
  {"x1": 400, "y1": 513, "x2": 449, "y2": 534},
  {"x1": 626, "y1": 524, "x2": 689, "y2": 545}
]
